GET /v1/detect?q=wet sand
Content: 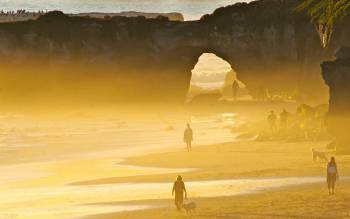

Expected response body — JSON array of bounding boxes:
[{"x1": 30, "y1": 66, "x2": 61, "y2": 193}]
[
  {"x1": 86, "y1": 182, "x2": 350, "y2": 219},
  {"x1": 3, "y1": 134, "x2": 347, "y2": 219},
  {"x1": 81, "y1": 140, "x2": 350, "y2": 219},
  {"x1": 0, "y1": 112, "x2": 240, "y2": 219},
  {"x1": 0, "y1": 106, "x2": 348, "y2": 219},
  {"x1": 77, "y1": 140, "x2": 343, "y2": 185}
]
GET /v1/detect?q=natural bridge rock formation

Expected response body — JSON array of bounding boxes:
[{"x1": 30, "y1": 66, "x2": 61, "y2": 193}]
[
  {"x1": 0, "y1": 0, "x2": 349, "y2": 105},
  {"x1": 322, "y1": 47, "x2": 350, "y2": 153}
]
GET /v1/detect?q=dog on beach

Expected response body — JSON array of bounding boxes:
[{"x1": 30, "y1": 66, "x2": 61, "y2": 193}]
[
  {"x1": 312, "y1": 148, "x2": 328, "y2": 162},
  {"x1": 182, "y1": 202, "x2": 196, "y2": 213}
]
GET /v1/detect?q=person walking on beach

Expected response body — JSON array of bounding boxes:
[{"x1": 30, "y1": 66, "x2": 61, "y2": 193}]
[
  {"x1": 172, "y1": 175, "x2": 187, "y2": 211},
  {"x1": 184, "y1": 124, "x2": 193, "y2": 152},
  {"x1": 232, "y1": 80, "x2": 239, "y2": 101},
  {"x1": 267, "y1": 110, "x2": 277, "y2": 133},
  {"x1": 280, "y1": 109, "x2": 289, "y2": 130},
  {"x1": 327, "y1": 157, "x2": 339, "y2": 195}
]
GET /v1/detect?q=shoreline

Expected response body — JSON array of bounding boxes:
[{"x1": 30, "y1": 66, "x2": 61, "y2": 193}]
[
  {"x1": 73, "y1": 140, "x2": 334, "y2": 185},
  {"x1": 77, "y1": 139, "x2": 350, "y2": 218},
  {"x1": 85, "y1": 180, "x2": 350, "y2": 219},
  {"x1": 0, "y1": 106, "x2": 346, "y2": 219},
  {"x1": 1, "y1": 133, "x2": 349, "y2": 218}
]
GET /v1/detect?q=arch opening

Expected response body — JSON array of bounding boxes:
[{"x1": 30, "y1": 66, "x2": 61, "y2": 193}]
[{"x1": 187, "y1": 53, "x2": 249, "y2": 102}]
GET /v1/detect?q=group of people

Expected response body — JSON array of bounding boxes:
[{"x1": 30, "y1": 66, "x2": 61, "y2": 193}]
[
  {"x1": 267, "y1": 109, "x2": 289, "y2": 133},
  {"x1": 266, "y1": 105, "x2": 326, "y2": 141}
]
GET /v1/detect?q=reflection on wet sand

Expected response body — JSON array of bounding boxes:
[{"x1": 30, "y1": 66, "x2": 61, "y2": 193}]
[
  {"x1": 0, "y1": 110, "x2": 336, "y2": 219},
  {"x1": 0, "y1": 161, "x2": 323, "y2": 219}
]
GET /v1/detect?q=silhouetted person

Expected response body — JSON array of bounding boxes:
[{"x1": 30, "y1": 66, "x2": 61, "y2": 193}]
[
  {"x1": 172, "y1": 175, "x2": 187, "y2": 211},
  {"x1": 184, "y1": 124, "x2": 193, "y2": 152},
  {"x1": 257, "y1": 86, "x2": 267, "y2": 101},
  {"x1": 327, "y1": 157, "x2": 339, "y2": 195},
  {"x1": 267, "y1": 111, "x2": 277, "y2": 133},
  {"x1": 280, "y1": 109, "x2": 289, "y2": 130},
  {"x1": 232, "y1": 80, "x2": 239, "y2": 101}
]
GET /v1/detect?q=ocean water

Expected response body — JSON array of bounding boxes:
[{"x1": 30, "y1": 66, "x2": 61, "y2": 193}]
[
  {"x1": 0, "y1": 0, "x2": 251, "y2": 20},
  {"x1": 0, "y1": 112, "x2": 263, "y2": 219},
  {"x1": 0, "y1": 112, "x2": 241, "y2": 159},
  {"x1": 191, "y1": 53, "x2": 232, "y2": 88},
  {"x1": 0, "y1": 112, "x2": 244, "y2": 218}
]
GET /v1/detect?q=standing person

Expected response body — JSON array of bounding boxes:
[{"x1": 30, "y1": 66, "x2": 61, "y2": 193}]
[
  {"x1": 327, "y1": 157, "x2": 339, "y2": 195},
  {"x1": 267, "y1": 110, "x2": 277, "y2": 133},
  {"x1": 172, "y1": 175, "x2": 187, "y2": 211},
  {"x1": 280, "y1": 109, "x2": 289, "y2": 130},
  {"x1": 232, "y1": 80, "x2": 239, "y2": 101},
  {"x1": 184, "y1": 124, "x2": 193, "y2": 152}
]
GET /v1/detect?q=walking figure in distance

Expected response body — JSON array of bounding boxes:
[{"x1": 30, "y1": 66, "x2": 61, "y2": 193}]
[
  {"x1": 232, "y1": 80, "x2": 239, "y2": 101},
  {"x1": 327, "y1": 157, "x2": 339, "y2": 195},
  {"x1": 280, "y1": 109, "x2": 289, "y2": 130},
  {"x1": 172, "y1": 175, "x2": 187, "y2": 211},
  {"x1": 184, "y1": 123, "x2": 193, "y2": 152},
  {"x1": 267, "y1": 110, "x2": 277, "y2": 133}
]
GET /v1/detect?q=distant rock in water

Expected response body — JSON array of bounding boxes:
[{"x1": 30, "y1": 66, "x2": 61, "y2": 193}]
[
  {"x1": 321, "y1": 46, "x2": 350, "y2": 153},
  {"x1": 73, "y1": 12, "x2": 184, "y2": 21}
]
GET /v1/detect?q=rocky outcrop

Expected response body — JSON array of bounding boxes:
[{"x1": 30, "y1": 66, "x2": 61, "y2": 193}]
[
  {"x1": 321, "y1": 47, "x2": 350, "y2": 152},
  {"x1": 0, "y1": 0, "x2": 349, "y2": 105},
  {"x1": 73, "y1": 12, "x2": 184, "y2": 21}
]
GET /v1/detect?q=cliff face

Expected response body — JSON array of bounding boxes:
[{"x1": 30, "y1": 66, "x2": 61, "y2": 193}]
[
  {"x1": 202, "y1": 1, "x2": 350, "y2": 103},
  {"x1": 0, "y1": 0, "x2": 349, "y2": 105},
  {"x1": 321, "y1": 47, "x2": 350, "y2": 152}
]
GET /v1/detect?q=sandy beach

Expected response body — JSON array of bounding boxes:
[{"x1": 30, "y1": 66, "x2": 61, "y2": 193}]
[
  {"x1": 0, "y1": 105, "x2": 348, "y2": 219},
  {"x1": 1, "y1": 0, "x2": 350, "y2": 217},
  {"x1": 78, "y1": 139, "x2": 350, "y2": 219},
  {"x1": 86, "y1": 182, "x2": 350, "y2": 219}
]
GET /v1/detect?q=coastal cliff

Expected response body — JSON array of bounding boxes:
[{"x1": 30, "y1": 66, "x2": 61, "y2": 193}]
[
  {"x1": 322, "y1": 47, "x2": 350, "y2": 152},
  {"x1": 0, "y1": 0, "x2": 349, "y2": 105}
]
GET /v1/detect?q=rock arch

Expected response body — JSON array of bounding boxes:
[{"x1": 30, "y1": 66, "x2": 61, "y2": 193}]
[{"x1": 0, "y1": 1, "x2": 349, "y2": 106}]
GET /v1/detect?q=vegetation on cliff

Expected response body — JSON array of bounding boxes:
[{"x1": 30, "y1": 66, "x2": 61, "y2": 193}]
[{"x1": 297, "y1": 0, "x2": 350, "y2": 48}]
